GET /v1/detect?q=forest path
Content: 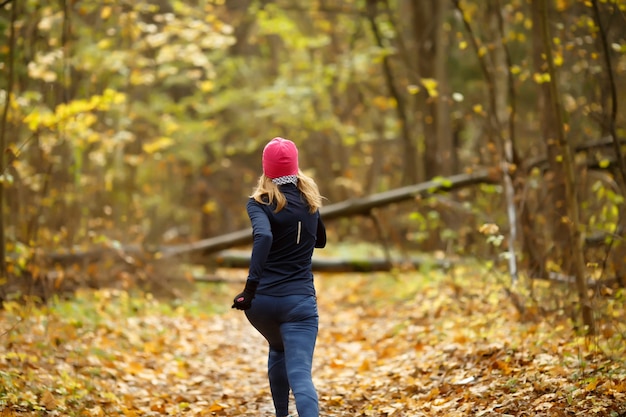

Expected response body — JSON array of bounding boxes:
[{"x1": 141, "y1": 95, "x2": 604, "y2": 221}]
[{"x1": 0, "y1": 270, "x2": 624, "y2": 416}]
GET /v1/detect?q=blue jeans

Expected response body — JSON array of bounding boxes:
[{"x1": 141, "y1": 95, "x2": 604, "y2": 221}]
[{"x1": 245, "y1": 294, "x2": 319, "y2": 417}]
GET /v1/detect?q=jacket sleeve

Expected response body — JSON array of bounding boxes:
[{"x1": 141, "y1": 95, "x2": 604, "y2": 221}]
[
  {"x1": 315, "y1": 212, "x2": 327, "y2": 248},
  {"x1": 246, "y1": 199, "x2": 273, "y2": 282}
]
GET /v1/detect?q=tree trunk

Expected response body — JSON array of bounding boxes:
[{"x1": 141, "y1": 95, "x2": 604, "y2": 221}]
[
  {"x1": 452, "y1": 0, "x2": 520, "y2": 281},
  {"x1": 0, "y1": 0, "x2": 18, "y2": 286},
  {"x1": 407, "y1": 0, "x2": 454, "y2": 179},
  {"x1": 534, "y1": 0, "x2": 595, "y2": 334},
  {"x1": 367, "y1": 0, "x2": 417, "y2": 185},
  {"x1": 590, "y1": 0, "x2": 626, "y2": 287},
  {"x1": 491, "y1": 0, "x2": 520, "y2": 281},
  {"x1": 434, "y1": 1, "x2": 454, "y2": 176}
]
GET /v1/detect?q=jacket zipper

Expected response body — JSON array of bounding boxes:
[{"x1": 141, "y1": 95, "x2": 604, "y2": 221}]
[{"x1": 296, "y1": 221, "x2": 301, "y2": 244}]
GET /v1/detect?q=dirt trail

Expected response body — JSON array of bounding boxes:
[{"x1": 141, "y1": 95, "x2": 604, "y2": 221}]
[{"x1": 0, "y1": 271, "x2": 624, "y2": 416}]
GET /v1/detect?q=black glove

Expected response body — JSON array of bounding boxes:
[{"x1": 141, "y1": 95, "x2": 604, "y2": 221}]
[{"x1": 232, "y1": 279, "x2": 259, "y2": 310}]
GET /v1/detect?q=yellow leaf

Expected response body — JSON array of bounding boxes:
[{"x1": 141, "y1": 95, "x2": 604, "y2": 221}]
[
  {"x1": 424, "y1": 386, "x2": 440, "y2": 401},
  {"x1": 97, "y1": 39, "x2": 112, "y2": 50},
  {"x1": 121, "y1": 408, "x2": 140, "y2": 417},
  {"x1": 524, "y1": 18, "x2": 532, "y2": 30},
  {"x1": 130, "y1": 69, "x2": 155, "y2": 86},
  {"x1": 330, "y1": 359, "x2": 345, "y2": 369},
  {"x1": 2, "y1": 301, "x2": 21, "y2": 314},
  {"x1": 101, "y1": 6, "x2": 112, "y2": 20},
  {"x1": 585, "y1": 378, "x2": 599, "y2": 391},
  {"x1": 406, "y1": 84, "x2": 420, "y2": 95},
  {"x1": 202, "y1": 201, "x2": 218, "y2": 214},
  {"x1": 199, "y1": 80, "x2": 214, "y2": 92},
  {"x1": 40, "y1": 391, "x2": 57, "y2": 410},
  {"x1": 143, "y1": 137, "x2": 174, "y2": 154},
  {"x1": 208, "y1": 401, "x2": 227, "y2": 412},
  {"x1": 473, "y1": 104, "x2": 483, "y2": 114},
  {"x1": 126, "y1": 362, "x2": 144, "y2": 374},
  {"x1": 160, "y1": 120, "x2": 179, "y2": 137},
  {"x1": 420, "y1": 78, "x2": 438, "y2": 98},
  {"x1": 554, "y1": 53, "x2": 563, "y2": 67},
  {"x1": 372, "y1": 96, "x2": 395, "y2": 110},
  {"x1": 24, "y1": 110, "x2": 42, "y2": 131},
  {"x1": 613, "y1": 381, "x2": 626, "y2": 393},
  {"x1": 494, "y1": 359, "x2": 512, "y2": 375},
  {"x1": 102, "y1": 88, "x2": 126, "y2": 105},
  {"x1": 533, "y1": 72, "x2": 551, "y2": 83},
  {"x1": 556, "y1": 0, "x2": 569, "y2": 11}
]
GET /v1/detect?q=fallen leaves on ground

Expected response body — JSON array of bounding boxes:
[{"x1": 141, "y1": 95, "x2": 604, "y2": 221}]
[{"x1": 0, "y1": 268, "x2": 624, "y2": 416}]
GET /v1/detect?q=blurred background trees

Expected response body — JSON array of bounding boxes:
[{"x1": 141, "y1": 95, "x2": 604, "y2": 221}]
[{"x1": 1, "y1": 0, "x2": 625, "y2": 332}]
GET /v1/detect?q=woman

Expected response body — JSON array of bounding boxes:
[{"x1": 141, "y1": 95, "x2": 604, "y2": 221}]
[{"x1": 232, "y1": 137, "x2": 326, "y2": 417}]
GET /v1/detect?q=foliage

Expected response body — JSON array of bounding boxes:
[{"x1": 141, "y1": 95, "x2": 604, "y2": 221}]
[
  {"x1": 0, "y1": 269, "x2": 624, "y2": 416},
  {"x1": 1, "y1": 0, "x2": 625, "y2": 247},
  {"x1": 3, "y1": 0, "x2": 240, "y2": 251}
]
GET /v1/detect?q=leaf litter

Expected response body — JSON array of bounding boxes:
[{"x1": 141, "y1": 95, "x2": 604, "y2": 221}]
[{"x1": 0, "y1": 268, "x2": 624, "y2": 416}]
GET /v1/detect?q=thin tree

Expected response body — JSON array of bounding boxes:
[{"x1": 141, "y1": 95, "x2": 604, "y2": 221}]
[
  {"x1": 451, "y1": 0, "x2": 519, "y2": 283},
  {"x1": 0, "y1": 0, "x2": 17, "y2": 286},
  {"x1": 590, "y1": 0, "x2": 626, "y2": 189},
  {"x1": 590, "y1": 0, "x2": 626, "y2": 287},
  {"x1": 535, "y1": 0, "x2": 595, "y2": 334},
  {"x1": 366, "y1": 0, "x2": 417, "y2": 185}
]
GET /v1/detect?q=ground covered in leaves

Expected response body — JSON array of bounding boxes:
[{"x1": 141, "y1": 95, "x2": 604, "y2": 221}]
[{"x1": 1, "y1": 266, "x2": 625, "y2": 416}]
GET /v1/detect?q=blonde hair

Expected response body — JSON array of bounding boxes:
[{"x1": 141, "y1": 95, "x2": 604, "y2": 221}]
[{"x1": 251, "y1": 170, "x2": 322, "y2": 213}]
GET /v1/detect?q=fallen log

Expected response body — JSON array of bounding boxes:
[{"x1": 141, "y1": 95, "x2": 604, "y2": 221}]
[
  {"x1": 160, "y1": 169, "x2": 496, "y2": 258},
  {"x1": 39, "y1": 170, "x2": 493, "y2": 266},
  {"x1": 215, "y1": 250, "x2": 458, "y2": 272},
  {"x1": 40, "y1": 166, "x2": 619, "y2": 267}
]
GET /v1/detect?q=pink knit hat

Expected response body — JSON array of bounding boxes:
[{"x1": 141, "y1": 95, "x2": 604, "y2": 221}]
[{"x1": 262, "y1": 137, "x2": 299, "y2": 179}]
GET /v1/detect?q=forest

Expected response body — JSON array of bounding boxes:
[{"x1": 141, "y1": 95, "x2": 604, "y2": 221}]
[{"x1": 1, "y1": 0, "x2": 625, "y2": 416}]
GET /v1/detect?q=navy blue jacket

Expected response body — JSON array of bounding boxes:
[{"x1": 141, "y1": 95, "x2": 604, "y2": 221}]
[{"x1": 246, "y1": 183, "x2": 326, "y2": 296}]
